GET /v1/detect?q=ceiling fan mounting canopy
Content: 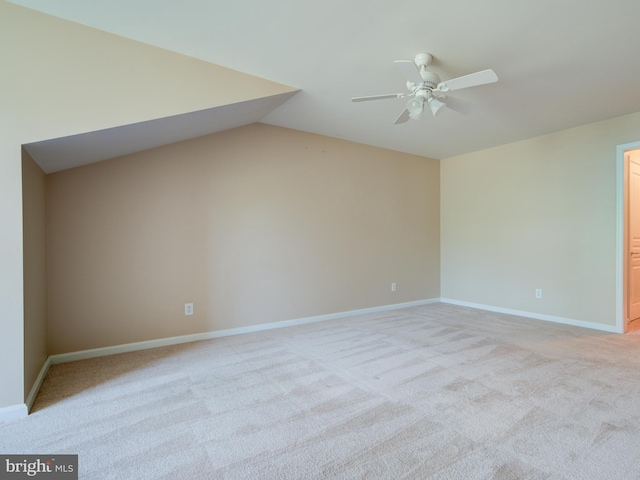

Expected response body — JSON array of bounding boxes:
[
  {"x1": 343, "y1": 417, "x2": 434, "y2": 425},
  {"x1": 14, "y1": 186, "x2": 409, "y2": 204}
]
[
  {"x1": 351, "y1": 52, "x2": 498, "y2": 124},
  {"x1": 414, "y1": 52, "x2": 432, "y2": 68}
]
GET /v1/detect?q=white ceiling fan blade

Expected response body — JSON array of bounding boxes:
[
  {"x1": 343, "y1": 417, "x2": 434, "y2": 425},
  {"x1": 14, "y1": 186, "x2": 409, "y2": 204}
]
[
  {"x1": 435, "y1": 69, "x2": 498, "y2": 93},
  {"x1": 394, "y1": 109, "x2": 410, "y2": 124},
  {"x1": 443, "y1": 96, "x2": 473, "y2": 115},
  {"x1": 394, "y1": 60, "x2": 424, "y2": 85},
  {"x1": 352, "y1": 93, "x2": 406, "y2": 102}
]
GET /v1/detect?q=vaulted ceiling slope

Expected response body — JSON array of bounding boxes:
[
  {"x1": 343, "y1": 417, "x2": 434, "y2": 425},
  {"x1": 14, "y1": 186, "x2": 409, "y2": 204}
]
[
  {"x1": 4, "y1": 1, "x2": 298, "y2": 173},
  {"x1": 10, "y1": 0, "x2": 640, "y2": 162},
  {"x1": 24, "y1": 94, "x2": 298, "y2": 174}
]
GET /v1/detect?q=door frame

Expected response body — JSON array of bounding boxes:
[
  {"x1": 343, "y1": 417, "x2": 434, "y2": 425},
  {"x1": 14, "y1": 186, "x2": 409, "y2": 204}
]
[{"x1": 616, "y1": 141, "x2": 640, "y2": 333}]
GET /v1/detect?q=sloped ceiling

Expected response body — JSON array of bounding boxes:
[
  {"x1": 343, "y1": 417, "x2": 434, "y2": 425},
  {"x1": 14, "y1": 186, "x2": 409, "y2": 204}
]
[
  {"x1": 10, "y1": 0, "x2": 640, "y2": 165},
  {"x1": 5, "y1": 1, "x2": 299, "y2": 173},
  {"x1": 24, "y1": 93, "x2": 297, "y2": 173}
]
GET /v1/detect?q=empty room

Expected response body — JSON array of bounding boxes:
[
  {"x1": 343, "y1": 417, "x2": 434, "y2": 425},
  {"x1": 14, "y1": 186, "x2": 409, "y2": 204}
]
[{"x1": 3, "y1": 0, "x2": 640, "y2": 478}]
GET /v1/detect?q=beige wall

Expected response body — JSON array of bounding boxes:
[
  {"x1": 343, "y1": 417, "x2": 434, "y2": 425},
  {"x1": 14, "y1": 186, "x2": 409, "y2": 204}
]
[
  {"x1": 0, "y1": 0, "x2": 295, "y2": 410},
  {"x1": 22, "y1": 150, "x2": 47, "y2": 399},
  {"x1": 46, "y1": 124, "x2": 441, "y2": 354},
  {"x1": 6, "y1": 0, "x2": 640, "y2": 415},
  {"x1": 441, "y1": 111, "x2": 640, "y2": 327}
]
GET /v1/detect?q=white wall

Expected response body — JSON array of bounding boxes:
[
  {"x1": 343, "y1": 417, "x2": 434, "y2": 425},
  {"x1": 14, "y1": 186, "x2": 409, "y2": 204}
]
[{"x1": 441, "y1": 111, "x2": 640, "y2": 328}]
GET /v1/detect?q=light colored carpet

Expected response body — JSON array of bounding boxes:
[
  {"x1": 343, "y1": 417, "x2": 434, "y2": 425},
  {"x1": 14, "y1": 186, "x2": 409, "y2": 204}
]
[{"x1": 3, "y1": 303, "x2": 640, "y2": 479}]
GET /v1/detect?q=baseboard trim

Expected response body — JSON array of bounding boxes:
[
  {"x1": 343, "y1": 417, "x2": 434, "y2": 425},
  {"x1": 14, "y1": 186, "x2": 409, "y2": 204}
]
[
  {"x1": 26, "y1": 297, "x2": 617, "y2": 408},
  {"x1": 440, "y1": 298, "x2": 620, "y2": 333},
  {"x1": 0, "y1": 403, "x2": 28, "y2": 423},
  {"x1": 26, "y1": 357, "x2": 52, "y2": 412},
  {"x1": 50, "y1": 298, "x2": 440, "y2": 365}
]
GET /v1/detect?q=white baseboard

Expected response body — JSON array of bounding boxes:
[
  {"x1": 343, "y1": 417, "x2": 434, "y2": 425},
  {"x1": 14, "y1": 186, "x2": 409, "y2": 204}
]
[
  {"x1": 0, "y1": 403, "x2": 28, "y2": 423},
  {"x1": 24, "y1": 297, "x2": 617, "y2": 410},
  {"x1": 440, "y1": 298, "x2": 621, "y2": 333},
  {"x1": 50, "y1": 298, "x2": 440, "y2": 365},
  {"x1": 26, "y1": 357, "x2": 52, "y2": 412}
]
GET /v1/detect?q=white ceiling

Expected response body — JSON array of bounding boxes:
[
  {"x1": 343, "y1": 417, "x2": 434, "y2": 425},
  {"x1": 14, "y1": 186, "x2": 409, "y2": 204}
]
[{"x1": 12, "y1": 0, "x2": 640, "y2": 162}]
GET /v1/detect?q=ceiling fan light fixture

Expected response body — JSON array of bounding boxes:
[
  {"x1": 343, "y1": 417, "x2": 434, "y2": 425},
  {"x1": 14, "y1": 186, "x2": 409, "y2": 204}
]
[
  {"x1": 428, "y1": 97, "x2": 445, "y2": 116},
  {"x1": 407, "y1": 97, "x2": 424, "y2": 118},
  {"x1": 407, "y1": 97, "x2": 423, "y2": 113},
  {"x1": 407, "y1": 99, "x2": 423, "y2": 120}
]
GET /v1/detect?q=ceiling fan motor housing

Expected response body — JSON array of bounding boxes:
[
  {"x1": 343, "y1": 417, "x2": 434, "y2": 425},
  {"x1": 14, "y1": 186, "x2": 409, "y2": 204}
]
[{"x1": 420, "y1": 70, "x2": 440, "y2": 89}]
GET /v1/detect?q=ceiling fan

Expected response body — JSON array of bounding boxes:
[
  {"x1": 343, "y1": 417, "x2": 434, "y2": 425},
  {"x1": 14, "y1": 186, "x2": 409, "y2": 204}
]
[{"x1": 352, "y1": 53, "x2": 498, "y2": 124}]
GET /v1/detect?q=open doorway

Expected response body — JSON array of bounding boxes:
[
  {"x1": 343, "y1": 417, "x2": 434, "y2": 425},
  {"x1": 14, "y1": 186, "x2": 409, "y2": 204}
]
[{"x1": 618, "y1": 143, "x2": 640, "y2": 333}]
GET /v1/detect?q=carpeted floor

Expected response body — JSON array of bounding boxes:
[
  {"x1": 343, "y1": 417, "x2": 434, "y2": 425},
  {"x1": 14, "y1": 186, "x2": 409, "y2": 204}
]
[{"x1": 3, "y1": 303, "x2": 640, "y2": 479}]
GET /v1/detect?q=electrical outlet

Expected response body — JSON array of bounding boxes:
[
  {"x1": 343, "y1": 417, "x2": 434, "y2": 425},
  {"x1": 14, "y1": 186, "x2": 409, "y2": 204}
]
[
  {"x1": 535, "y1": 289, "x2": 542, "y2": 299},
  {"x1": 185, "y1": 303, "x2": 194, "y2": 316},
  {"x1": 391, "y1": 282, "x2": 397, "y2": 292}
]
